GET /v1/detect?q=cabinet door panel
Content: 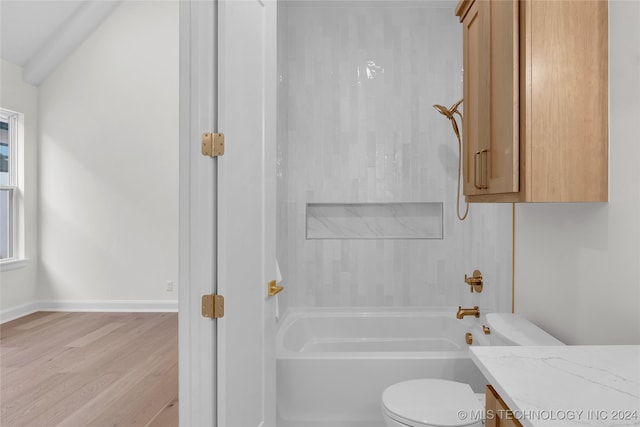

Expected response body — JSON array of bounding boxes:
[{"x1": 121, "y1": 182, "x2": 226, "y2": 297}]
[
  {"x1": 462, "y1": 0, "x2": 518, "y2": 197},
  {"x1": 462, "y1": 0, "x2": 490, "y2": 196},
  {"x1": 527, "y1": 0, "x2": 608, "y2": 202},
  {"x1": 487, "y1": 0, "x2": 519, "y2": 194},
  {"x1": 486, "y1": 385, "x2": 523, "y2": 427},
  {"x1": 458, "y1": 0, "x2": 607, "y2": 203}
]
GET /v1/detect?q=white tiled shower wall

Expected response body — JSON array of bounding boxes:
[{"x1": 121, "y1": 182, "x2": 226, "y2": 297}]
[{"x1": 276, "y1": 2, "x2": 512, "y2": 313}]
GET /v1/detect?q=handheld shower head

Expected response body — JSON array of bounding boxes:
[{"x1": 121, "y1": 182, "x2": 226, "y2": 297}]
[
  {"x1": 450, "y1": 99, "x2": 463, "y2": 114},
  {"x1": 433, "y1": 104, "x2": 452, "y2": 118},
  {"x1": 433, "y1": 98, "x2": 469, "y2": 221},
  {"x1": 433, "y1": 99, "x2": 463, "y2": 119}
]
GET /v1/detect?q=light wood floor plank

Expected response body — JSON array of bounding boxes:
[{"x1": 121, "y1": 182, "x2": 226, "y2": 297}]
[
  {"x1": 147, "y1": 397, "x2": 179, "y2": 427},
  {"x1": 1, "y1": 372, "x2": 78, "y2": 421},
  {"x1": 13, "y1": 312, "x2": 70, "y2": 330},
  {"x1": 55, "y1": 353, "x2": 176, "y2": 427},
  {"x1": 83, "y1": 367, "x2": 178, "y2": 426},
  {"x1": 1, "y1": 313, "x2": 111, "y2": 367},
  {"x1": 0, "y1": 312, "x2": 178, "y2": 427},
  {"x1": 65, "y1": 322, "x2": 126, "y2": 348},
  {"x1": 20, "y1": 372, "x2": 121, "y2": 427},
  {"x1": 1, "y1": 313, "x2": 155, "y2": 392}
]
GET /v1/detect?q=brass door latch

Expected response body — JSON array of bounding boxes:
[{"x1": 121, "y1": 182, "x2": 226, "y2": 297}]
[
  {"x1": 464, "y1": 269, "x2": 483, "y2": 293},
  {"x1": 201, "y1": 133, "x2": 225, "y2": 157},
  {"x1": 268, "y1": 280, "x2": 284, "y2": 297}
]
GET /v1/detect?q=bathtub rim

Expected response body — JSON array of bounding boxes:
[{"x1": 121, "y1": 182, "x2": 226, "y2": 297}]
[{"x1": 276, "y1": 307, "x2": 490, "y2": 359}]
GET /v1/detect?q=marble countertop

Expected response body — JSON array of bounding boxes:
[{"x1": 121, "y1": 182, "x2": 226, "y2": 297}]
[{"x1": 469, "y1": 345, "x2": 640, "y2": 427}]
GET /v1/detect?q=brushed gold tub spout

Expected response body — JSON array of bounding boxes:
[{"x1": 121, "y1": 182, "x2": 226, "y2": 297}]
[{"x1": 456, "y1": 306, "x2": 480, "y2": 319}]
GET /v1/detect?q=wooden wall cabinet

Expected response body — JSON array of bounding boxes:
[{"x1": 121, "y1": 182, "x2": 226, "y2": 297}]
[
  {"x1": 486, "y1": 385, "x2": 523, "y2": 427},
  {"x1": 455, "y1": 0, "x2": 608, "y2": 203}
]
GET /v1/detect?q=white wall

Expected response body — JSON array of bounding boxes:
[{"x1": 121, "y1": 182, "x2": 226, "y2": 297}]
[
  {"x1": 515, "y1": 0, "x2": 640, "y2": 345},
  {"x1": 277, "y1": 3, "x2": 512, "y2": 312},
  {"x1": 0, "y1": 60, "x2": 39, "y2": 316},
  {"x1": 38, "y1": 1, "x2": 179, "y2": 305}
]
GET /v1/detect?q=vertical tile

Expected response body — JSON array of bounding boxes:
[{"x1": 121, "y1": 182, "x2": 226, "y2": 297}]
[{"x1": 276, "y1": 3, "x2": 511, "y2": 311}]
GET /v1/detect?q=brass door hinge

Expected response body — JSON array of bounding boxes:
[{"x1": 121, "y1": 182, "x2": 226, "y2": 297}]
[
  {"x1": 202, "y1": 294, "x2": 224, "y2": 318},
  {"x1": 201, "y1": 133, "x2": 225, "y2": 157}
]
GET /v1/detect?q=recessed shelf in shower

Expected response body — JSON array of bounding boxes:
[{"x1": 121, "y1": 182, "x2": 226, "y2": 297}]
[{"x1": 305, "y1": 202, "x2": 443, "y2": 240}]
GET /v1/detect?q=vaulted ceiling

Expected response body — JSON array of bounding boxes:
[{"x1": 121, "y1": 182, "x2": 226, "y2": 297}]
[{"x1": 0, "y1": 0, "x2": 121, "y2": 86}]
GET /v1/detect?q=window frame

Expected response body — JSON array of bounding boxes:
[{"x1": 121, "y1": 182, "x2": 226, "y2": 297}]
[{"x1": 0, "y1": 108, "x2": 25, "y2": 269}]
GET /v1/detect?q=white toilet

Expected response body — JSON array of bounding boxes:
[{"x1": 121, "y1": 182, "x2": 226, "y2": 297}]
[{"x1": 381, "y1": 313, "x2": 563, "y2": 427}]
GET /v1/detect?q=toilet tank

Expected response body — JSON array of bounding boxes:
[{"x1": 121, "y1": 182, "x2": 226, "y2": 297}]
[{"x1": 486, "y1": 313, "x2": 564, "y2": 346}]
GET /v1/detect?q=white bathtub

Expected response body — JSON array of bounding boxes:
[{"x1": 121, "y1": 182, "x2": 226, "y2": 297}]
[{"x1": 276, "y1": 309, "x2": 489, "y2": 427}]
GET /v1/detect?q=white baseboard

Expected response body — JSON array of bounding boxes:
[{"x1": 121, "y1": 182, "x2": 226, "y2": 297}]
[
  {"x1": 0, "y1": 299, "x2": 178, "y2": 323},
  {"x1": 38, "y1": 299, "x2": 179, "y2": 313},
  {"x1": 0, "y1": 301, "x2": 40, "y2": 324}
]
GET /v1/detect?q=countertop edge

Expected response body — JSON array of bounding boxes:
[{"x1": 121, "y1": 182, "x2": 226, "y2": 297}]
[
  {"x1": 469, "y1": 346, "x2": 640, "y2": 427},
  {"x1": 469, "y1": 347, "x2": 536, "y2": 427}
]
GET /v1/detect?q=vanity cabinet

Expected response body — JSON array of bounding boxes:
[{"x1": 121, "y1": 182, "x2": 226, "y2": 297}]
[
  {"x1": 486, "y1": 385, "x2": 523, "y2": 427},
  {"x1": 455, "y1": 0, "x2": 608, "y2": 203}
]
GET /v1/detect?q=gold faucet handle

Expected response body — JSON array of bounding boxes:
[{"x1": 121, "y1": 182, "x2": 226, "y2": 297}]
[{"x1": 464, "y1": 270, "x2": 483, "y2": 293}]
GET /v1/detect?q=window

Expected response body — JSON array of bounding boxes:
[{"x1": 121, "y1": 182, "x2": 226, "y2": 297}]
[{"x1": 0, "y1": 109, "x2": 19, "y2": 261}]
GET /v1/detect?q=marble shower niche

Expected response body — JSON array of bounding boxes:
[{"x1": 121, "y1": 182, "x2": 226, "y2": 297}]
[{"x1": 306, "y1": 203, "x2": 443, "y2": 240}]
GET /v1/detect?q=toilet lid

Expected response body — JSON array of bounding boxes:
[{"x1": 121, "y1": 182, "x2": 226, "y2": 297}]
[{"x1": 382, "y1": 379, "x2": 483, "y2": 427}]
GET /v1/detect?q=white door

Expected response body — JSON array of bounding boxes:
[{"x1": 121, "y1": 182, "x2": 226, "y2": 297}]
[
  {"x1": 217, "y1": 1, "x2": 277, "y2": 427},
  {"x1": 178, "y1": 0, "x2": 277, "y2": 426},
  {"x1": 178, "y1": 1, "x2": 218, "y2": 425}
]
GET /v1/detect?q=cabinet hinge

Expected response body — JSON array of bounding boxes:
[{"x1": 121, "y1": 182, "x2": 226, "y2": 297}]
[
  {"x1": 201, "y1": 132, "x2": 225, "y2": 157},
  {"x1": 202, "y1": 294, "x2": 224, "y2": 318}
]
